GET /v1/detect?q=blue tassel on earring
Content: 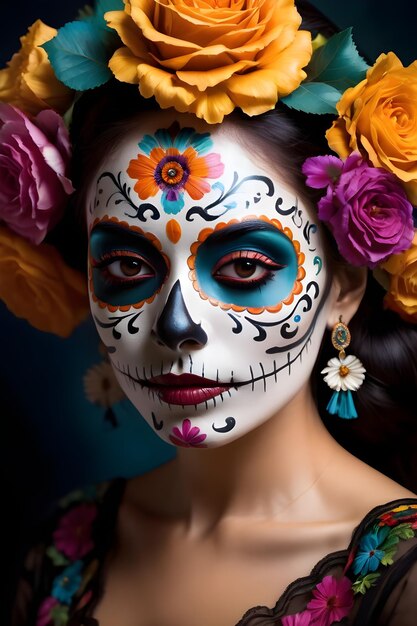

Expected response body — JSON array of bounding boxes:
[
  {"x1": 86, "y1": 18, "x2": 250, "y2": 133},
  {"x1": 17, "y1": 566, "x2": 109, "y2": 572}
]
[{"x1": 326, "y1": 389, "x2": 358, "y2": 420}]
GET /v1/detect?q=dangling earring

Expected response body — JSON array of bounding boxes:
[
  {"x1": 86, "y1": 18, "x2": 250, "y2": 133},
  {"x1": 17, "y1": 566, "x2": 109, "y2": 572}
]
[{"x1": 321, "y1": 316, "x2": 366, "y2": 419}]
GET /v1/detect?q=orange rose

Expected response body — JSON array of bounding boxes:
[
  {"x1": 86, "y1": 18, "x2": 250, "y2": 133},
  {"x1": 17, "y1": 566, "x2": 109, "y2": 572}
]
[
  {"x1": 0, "y1": 20, "x2": 73, "y2": 116},
  {"x1": 326, "y1": 52, "x2": 417, "y2": 204},
  {"x1": 106, "y1": 0, "x2": 312, "y2": 124},
  {"x1": 381, "y1": 231, "x2": 417, "y2": 322},
  {"x1": 0, "y1": 226, "x2": 89, "y2": 337}
]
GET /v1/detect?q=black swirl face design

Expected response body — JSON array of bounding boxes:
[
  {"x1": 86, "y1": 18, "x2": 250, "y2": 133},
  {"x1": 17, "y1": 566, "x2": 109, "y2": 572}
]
[{"x1": 87, "y1": 114, "x2": 331, "y2": 449}]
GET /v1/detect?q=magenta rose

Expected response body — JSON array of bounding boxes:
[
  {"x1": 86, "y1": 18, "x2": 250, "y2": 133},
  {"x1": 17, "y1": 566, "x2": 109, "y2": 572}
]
[
  {"x1": 303, "y1": 153, "x2": 415, "y2": 268},
  {"x1": 0, "y1": 103, "x2": 74, "y2": 245}
]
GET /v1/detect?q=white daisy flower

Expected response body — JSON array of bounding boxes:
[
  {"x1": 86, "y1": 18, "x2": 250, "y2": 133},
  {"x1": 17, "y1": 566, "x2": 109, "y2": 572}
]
[
  {"x1": 84, "y1": 361, "x2": 125, "y2": 407},
  {"x1": 321, "y1": 354, "x2": 366, "y2": 392}
]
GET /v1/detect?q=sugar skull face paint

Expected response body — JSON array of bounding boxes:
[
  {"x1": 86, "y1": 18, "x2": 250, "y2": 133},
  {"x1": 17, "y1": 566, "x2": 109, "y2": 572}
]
[{"x1": 87, "y1": 113, "x2": 331, "y2": 448}]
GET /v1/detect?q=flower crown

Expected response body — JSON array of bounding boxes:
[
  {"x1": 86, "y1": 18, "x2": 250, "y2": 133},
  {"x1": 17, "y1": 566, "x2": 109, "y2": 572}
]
[{"x1": 0, "y1": 0, "x2": 416, "y2": 336}]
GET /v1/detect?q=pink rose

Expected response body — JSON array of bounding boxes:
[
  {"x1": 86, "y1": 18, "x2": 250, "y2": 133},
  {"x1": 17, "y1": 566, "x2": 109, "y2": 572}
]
[
  {"x1": 303, "y1": 153, "x2": 414, "y2": 268},
  {"x1": 0, "y1": 103, "x2": 74, "y2": 245}
]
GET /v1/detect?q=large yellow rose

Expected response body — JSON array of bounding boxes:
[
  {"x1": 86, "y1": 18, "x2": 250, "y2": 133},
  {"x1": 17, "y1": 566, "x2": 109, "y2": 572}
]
[
  {"x1": 106, "y1": 0, "x2": 312, "y2": 124},
  {"x1": 381, "y1": 231, "x2": 417, "y2": 322},
  {"x1": 0, "y1": 20, "x2": 73, "y2": 116},
  {"x1": 0, "y1": 227, "x2": 89, "y2": 337},
  {"x1": 327, "y1": 52, "x2": 417, "y2": 204}
]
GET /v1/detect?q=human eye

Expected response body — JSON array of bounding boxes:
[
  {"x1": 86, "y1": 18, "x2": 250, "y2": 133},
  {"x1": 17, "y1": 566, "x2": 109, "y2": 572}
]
[
  {"x1": 193, "y1": 222, "x2": 300, "y2": 309},
  {"x1": 92, "y1": 251, "x2": 155, "y2": 286},
  {"x1": 89, "y1": 224, "x2": 168, "y2": 306},
  {"x1": 212, "y1": 251, "x2": 285, "y2": 289}
]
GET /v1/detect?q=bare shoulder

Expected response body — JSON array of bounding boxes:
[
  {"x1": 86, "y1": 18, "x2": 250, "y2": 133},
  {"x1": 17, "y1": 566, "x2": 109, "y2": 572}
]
[{"x1": 330, "y1": 444, "x2": 416, "y2": 522}]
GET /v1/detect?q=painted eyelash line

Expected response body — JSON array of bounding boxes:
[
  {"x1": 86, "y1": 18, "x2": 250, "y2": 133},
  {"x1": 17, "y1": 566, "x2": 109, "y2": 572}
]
[
  {"x1": 211, "y1": 250, "x2": 286, "y2": 275},
  {"x1": 91, "y1": 249, "x2": 150, "y2": 269}
]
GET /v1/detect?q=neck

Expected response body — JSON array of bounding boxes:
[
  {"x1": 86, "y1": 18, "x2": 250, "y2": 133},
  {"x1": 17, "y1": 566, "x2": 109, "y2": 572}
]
[{"x1": 172, "y1": 385, "x2": 341, "y2": 533}]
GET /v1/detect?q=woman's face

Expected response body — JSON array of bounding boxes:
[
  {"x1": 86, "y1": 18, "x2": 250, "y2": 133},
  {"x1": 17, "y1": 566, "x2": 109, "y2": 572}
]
[{"x1": 87, "y1": 113, "x2": 331, "y2": 448}]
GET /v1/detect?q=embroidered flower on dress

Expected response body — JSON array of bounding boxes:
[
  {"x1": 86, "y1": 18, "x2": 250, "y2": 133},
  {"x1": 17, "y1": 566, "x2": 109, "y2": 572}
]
[
  {"x1": 127, "y1": 125, "x2": 224, "y2": 214},
  {"x1": 53, "y1": 503, "x2": 97, "y2": 560},
  {"x1": 281, "y1": 610, "x2": 312, "y2": 625},
  {"x1": 169, "y1": 418, "x2": 207, "y2": 448},
  {"x1": 51, "y1": 560, "x2": 83, "y2": 604},
  {"x1": 380, "y1": 504, "x2": 417, "y2": 527},
  {"x1": 36, "y1": 596, "x2": 59, "y2": 626},
  {"x1": 352, "y1": 525, "x2": 390, "y2": 575},
  {"x1": 306, "y1": 575, "x2": 354, "y2": 626},
  {"x1": 321, "y1": 355, "x2": 366, "y2": 392}
]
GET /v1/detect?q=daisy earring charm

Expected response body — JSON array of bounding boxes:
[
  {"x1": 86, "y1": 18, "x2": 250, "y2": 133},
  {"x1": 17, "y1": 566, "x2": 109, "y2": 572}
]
[{"x1": 321, "y1": 317, "x2": 366, "y2": 419}]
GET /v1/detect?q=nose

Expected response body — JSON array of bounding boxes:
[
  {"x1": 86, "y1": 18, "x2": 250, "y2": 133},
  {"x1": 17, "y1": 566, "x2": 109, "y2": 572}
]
[{"x1": 153, "y1": 280, "x2": 208, "y2": 351}]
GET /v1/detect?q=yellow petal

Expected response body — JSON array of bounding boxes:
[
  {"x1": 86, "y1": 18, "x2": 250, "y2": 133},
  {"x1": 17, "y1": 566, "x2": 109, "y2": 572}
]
[
  {"x1": 326, "y1": 118, "x2": 352, "y2": 159},
  {"x1": 106, "y1": 10, "x2": 150, "y2": 58},
  {"x1": 137, "y1": 64, "x2": 197, "y2": 110},
  {"x1": 189, "y1": 88, "x2": 235, "y2": 123},
  {"x1": 108, "y1": 47, "x2": 140, "y2": 83},
  {"x1": 177, "y1": 60, "x2": 256, "y2": 90}
]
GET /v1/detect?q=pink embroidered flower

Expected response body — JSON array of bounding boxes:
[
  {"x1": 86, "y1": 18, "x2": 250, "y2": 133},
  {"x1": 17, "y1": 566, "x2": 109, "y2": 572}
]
[
  {"x1": 169, "y1": 418, "x2": 207, "y2": 448},
  {"x1": 0, "y1": 103, "x2": 74, "y2": 245},
  {"x1": 306, "y1": 575, "x2": 354, "y2": 626},
  {"x1": 36, "y1": 596, "x2": 59, "y2": 626},
  {"x1": 302, "y1": 153, "x2": 414, "y2": 268},
  {"x1": 282, "y1": 610, "x2": 312, "y2": 625},
  {"x1": 53, "y1": 503, "x2": 97, "y2": 560}
]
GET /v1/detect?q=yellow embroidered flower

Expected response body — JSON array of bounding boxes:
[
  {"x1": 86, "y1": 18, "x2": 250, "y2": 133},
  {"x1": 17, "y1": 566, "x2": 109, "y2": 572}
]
[
  {"x1": 381, "y1": 232, "x2": 417, "y2": 322},
  {"x1": 326, "y1": 52, "x2": 417, "y2": 204},
  {"x1": 106, "y1": 0, "x2": 312, "y2": 124},
  {"x1": 0, "y1": 226, "x2": 89, "y2": 337},
  {"x1": 0, "y1": 20, "x2": 73, "y2": 116}
]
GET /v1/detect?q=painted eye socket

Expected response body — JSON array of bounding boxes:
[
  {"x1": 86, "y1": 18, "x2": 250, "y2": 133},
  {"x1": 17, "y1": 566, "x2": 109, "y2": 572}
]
[
  {"x1": 94, "y1": 252, "x2": 155, "y2": 284},
  {"x1": 89, "y1": 224, "x2": 168, "y2": 306},
  {"x1": 194, "y1": 223, "x2": 299, "y2": 309},
  {"x1": 212, "y1": 251, "x2": 284, "y2": 288}
]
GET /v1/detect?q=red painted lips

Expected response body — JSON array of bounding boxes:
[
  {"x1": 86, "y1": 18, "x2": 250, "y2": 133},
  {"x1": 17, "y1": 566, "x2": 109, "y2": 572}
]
[{"x1": 148, "y1": 373, "x2": 232, "y2": 405}]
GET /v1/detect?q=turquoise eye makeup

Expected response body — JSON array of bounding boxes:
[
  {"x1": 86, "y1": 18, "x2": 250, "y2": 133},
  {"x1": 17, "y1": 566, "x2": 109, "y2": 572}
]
[
  {"x1": 194, "y1": 222, "x2": 299, "y2": 308},
  {"x1": 212, "y1": 251, "x2": 284, "y2": 288},
  {"x1": 90, "y1": 223, "x2": 168, "y2": 306}
]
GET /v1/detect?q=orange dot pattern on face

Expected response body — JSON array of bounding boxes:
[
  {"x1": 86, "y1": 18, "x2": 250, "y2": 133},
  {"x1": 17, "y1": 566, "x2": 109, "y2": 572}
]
[{"x1": 166, "y1": 218, "x2": 182, "y2": 244}]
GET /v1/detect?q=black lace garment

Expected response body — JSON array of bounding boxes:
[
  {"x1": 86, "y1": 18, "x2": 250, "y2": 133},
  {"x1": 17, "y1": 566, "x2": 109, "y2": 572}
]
[{"x1": 12, "y1": 479, "x2": 417, "y2": 626}]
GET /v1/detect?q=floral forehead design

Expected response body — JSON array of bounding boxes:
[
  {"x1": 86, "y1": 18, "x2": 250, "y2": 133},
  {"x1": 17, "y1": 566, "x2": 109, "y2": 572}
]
[
  {"x1": 126, "y1": 123, "x2": 225, "y2": 215},
  {"x1": 0, "y1": 0, "x2": 417, "y2": 335}
]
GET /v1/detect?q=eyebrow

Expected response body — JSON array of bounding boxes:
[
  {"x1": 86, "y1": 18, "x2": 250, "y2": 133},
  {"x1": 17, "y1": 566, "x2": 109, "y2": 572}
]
[
  {"x1": 91, "y1": 222, "x2": 146, "y2": 240},
  {"x1": 203, "y1": 220, "x2": 283, "y2": 244}
]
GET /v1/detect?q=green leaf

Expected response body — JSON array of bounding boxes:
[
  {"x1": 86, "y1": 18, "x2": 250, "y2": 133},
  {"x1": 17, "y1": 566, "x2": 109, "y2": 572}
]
[
  {"x1": 282, "y1": 82, "x2": 341, "y2": 115},
  {"x1": 46, "y1": 546, "x2": 69, "y2": 567},
  {"x1": 389, "y1": 523, "x2": 415, "y2": 541},
  {"x1": 51, "y1": 605, "x2": 69, "y2": 626},
  {"x1": 305, "y1": 28, "x2": 369, "y2": 93},
  {"x1": 42, "y1": 20, "x2": 119, "y2": 91},
  {"x1": 352, "y1": 572, "x2": 381, "y2": 595},
  {"x1": 380, "y1": 549, "x2": 396, "y2": 566},
  {"x1": 380, "y1": 533, "x2": 400, "y2": 553}
]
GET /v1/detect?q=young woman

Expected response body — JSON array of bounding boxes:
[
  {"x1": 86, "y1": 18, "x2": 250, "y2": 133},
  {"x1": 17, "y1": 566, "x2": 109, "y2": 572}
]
[{"x1": 4, "y1": 1, "x2": 417, "y2": 624}]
